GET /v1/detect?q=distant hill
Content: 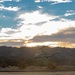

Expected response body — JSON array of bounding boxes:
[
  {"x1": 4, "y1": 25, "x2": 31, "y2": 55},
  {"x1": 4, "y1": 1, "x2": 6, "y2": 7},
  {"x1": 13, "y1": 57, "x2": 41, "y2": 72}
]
[{"x1": 0, "y1": 46, "x2": 75, "y2": 68}]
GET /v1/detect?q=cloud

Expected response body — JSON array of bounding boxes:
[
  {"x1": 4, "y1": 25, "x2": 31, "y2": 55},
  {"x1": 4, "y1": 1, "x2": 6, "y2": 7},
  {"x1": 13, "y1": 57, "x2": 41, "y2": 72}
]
[
  {"x1": 0, "y1": 26, "x2": 32, "y2": 40},
  {"x1": 15, "y1": 11, "x2": 75, "y2": 47},
  {"x1": 31, "y1": 27, "x2": 75, "y2": 43},
  {"x1": 1, "y1": 28, "x2": 20, "y2": 35},
  {"x1": 16, "y1": 10, "x2": 75, "y2": 39},
  {"x1": 35, "y1": 0, "x2": 40, "y2": 3},
  {"x1": 34, "y1": 0, "x2": 72, "y2": 4},
  {"x1": 0, "y1": 0, "x2": 11, "y2": 2},
  {"x1": 15, "y1": 0, "x2": 20, "y2": 2},
  {"x1": 0, "y1": 28, "x2": 21, "y2": 39},
  {"x1": 18, "y1": 11, "x2": 58, "y2": 25},
  {"x1": 0, "y1": 39, "x2": 25, "y2": 47},
  {"x1": 0, "y1": 10, "x2": 75, "y2": 47},
  {"x1": 37, "y1": 5, "x2": 43, "y2": 9},
  {"x1": 49, "y1": 0, "x2": 72, "y2": 4},
  {"x1": 0, "y1": 0, "x2": 20, "y2": 2},
  {"x1": 0, "y1": 5, "x2": 20, "y2": 11},
  {"x1": 34, "y1": 21, "x2": 47, "y2": 26},
  {"x1": 58, "y1": 42, "x2": 75, "y2": 48},
  {"x1": 64, "y1": 10, "x2": 75, "y2": 16}
]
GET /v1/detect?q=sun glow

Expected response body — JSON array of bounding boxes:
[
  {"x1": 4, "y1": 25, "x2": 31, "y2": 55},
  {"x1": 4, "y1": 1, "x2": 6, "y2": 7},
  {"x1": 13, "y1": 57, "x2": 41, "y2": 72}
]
[
  {"x1": 58, "y1": 42, "x2": 75, "y2": 48},
  {"x1": 25, "y1": 42, "x2": 58, "y2": 47},
  {"x1": 0, "y1": 10, "x2": 75, "y2": 48}
]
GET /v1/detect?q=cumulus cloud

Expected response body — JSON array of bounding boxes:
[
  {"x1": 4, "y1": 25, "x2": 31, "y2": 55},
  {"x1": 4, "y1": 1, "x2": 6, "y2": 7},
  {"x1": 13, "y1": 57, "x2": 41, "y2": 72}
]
[
  {"x1": 31, "y1": 27, "x2": 75, "y2": 43},
  {"x1": 18, "y1": 11, "x2": 58, "y2": 25},
  {"x1": 0, "y1": 10, "x2": 75, "y2": 47},
  {"x1": 0, "y1": 5, "x2": 20, "y2": 11},
  {"x1": 16, "y1": 10, "x2": 75, "y2": 40}
]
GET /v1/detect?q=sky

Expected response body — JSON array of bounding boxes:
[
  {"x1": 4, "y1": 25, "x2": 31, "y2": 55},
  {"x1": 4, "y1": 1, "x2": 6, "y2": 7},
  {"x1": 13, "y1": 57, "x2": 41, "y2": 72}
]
[{"x1": 0, "y1": 0, "x2": 75, "y2": 48}]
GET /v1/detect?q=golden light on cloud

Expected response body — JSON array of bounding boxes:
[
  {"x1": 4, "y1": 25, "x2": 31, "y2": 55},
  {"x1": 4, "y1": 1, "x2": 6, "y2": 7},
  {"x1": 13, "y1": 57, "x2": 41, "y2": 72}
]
[
  {"x1": 25, "y1": 42, "x2": 58, "y2": 47},
  {"x1": 26, "y1": 41, "x2": 75, "y2": 48},
  {"x1": 25, "y1": 42, "x2": 75, "y2": 48},
  {"x1": 58, "y1": 42, "x2": 75, "y2": 48},
  {"x1": 0, "y1": 38, "x2": 75, "y2": 48},
  {"x1": 0, "y1": 10, "x2": 75, "y2": 48}
]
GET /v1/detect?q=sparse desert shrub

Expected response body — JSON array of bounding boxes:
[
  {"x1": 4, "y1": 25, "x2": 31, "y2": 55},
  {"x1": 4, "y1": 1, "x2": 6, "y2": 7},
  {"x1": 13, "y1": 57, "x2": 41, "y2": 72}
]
[{"x1": 47, "y1": 62, "x2": 59, "y2": 70}]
